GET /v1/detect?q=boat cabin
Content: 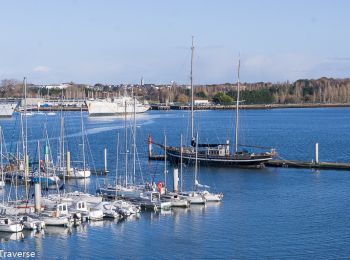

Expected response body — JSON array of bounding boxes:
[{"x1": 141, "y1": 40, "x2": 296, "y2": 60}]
[
  {"x1": 56, "y1": 203, "x2": 69, "y2": 215},
  {"x1": 75, "y1": 201, "x2": 88, "y2": 212},
  {"x1": 0, "y1": 218, "x2": 11, "y2": 225}
]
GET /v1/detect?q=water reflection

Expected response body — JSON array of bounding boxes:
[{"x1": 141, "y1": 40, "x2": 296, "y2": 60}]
[
  {"x1": 0, "y1": 232, "x2": 24, "y2": 242},
  {"x1": 45, "y1": 226, "x2": 72, "y2": 237},
  {"x1": 66, "y1": 178, "x2": 91, "y2": 189}
]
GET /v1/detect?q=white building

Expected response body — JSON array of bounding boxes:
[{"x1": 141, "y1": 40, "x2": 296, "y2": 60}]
[{"x1": 194, "y1": 100, "x2": 210, "y2": 106}]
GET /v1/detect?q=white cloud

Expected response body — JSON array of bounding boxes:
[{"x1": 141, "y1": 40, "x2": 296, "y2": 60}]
[{"x1": 33, "y1": 66, "x2": 50, "y2": 72}]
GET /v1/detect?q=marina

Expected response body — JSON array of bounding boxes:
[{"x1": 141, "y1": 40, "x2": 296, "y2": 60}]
[{"x1": 0, "y1": 108, "x2": 349, "y2": 258}]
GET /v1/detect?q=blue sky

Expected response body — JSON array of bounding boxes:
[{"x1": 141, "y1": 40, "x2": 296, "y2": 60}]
[{"x1": 0, "y1": 0, "x2": 349, "y2": 85}]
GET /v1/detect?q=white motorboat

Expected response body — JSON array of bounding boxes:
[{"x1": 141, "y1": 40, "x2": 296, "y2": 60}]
[
  {"x1": 42, "y1": 215, "x2": 72, "y2": 227},
  {"x1": 162, "y1": 193, "x2": 190, "y2": 208},
  {"x1": 93, "y1": 202, "x2": 121, "y2": 219},
  {"x1": 113, "y1": 200, "x2": 140, "y2": 216},
  {"x1": 20, "y1": 215, "x2": 45, "y2": 231},
  {"x1": 199, "y1": 190, "x2": 223, "y2": 202},
  {"x1": 178, "y1": 191, "x2": 206, "y2": 205},
  {"x1": 41, "y1": 203, "x2": 73, "y2": 227},
  {"x1": 0, "y1": 217, "x2": 23, "y2": 233},
  {"x1": 71, "y1": 200, "x2": 103, "y2": 221}
]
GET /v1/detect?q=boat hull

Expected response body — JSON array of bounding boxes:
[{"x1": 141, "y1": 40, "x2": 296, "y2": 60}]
[
  {"x1": 86, "y1": 99, "x2": 150, "y2": 116},
  {"x1": 43, "y1": 216, "x2": 71, "y2": 227},
  {"x1": 0, "y1": 103, "x2": 17, "y2": 118},
  {"x1": 0, "y1": 224, "x2": 23, "y2": 233},
  {"x1": 166, "y1": 149, "x2": 272, "y2": 168}
]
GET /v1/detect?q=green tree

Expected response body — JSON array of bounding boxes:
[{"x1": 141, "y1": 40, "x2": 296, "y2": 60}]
[{"x1": 212, "y1": 92, "x2": 233, "y2": 105}]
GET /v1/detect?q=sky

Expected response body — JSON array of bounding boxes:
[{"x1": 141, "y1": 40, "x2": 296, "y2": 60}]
[{"x1": 0, "y1": 0, "x2": 350, "y2": 85}]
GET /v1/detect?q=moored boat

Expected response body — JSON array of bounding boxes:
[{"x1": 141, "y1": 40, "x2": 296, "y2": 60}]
[
  {"x1": 86, "y1": 94, "x2": 149, "y2": 116},
  {"x1": 0, "y1": 217, "x2": 23, "y2": 233}
]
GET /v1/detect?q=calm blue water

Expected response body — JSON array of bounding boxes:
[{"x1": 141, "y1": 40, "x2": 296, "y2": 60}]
[{"x1": 1, "y1": 108, "x2": 350, "y2": 259}]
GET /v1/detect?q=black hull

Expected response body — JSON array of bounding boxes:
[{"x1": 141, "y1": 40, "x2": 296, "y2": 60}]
[{"x1": 166, "y1": 150, "x2": 272, "y2": 169}]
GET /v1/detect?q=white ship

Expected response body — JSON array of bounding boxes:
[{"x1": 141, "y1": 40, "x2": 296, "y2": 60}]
[
  {"x1": 86, "y1": 96, "x2": 150, "y2": 116},
  {"x1": 0, "y1": 103, "x2": 17, "y2": 117}
]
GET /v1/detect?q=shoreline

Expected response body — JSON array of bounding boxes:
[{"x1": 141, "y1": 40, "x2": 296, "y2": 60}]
[
  {"x1": 14, "y1": 103, "x2": 350, "y2": 112},
  {"x1": 150, "y1": 103, "x2": 350, "y2": 110}
]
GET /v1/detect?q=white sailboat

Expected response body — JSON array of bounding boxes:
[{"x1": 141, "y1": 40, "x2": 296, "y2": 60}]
[
  {"x1": 193, "y1": 133, "x2": 223, "y2": 202},
  {"x1": 178, "y1": 133, "x2": 206, "y2": 205}
]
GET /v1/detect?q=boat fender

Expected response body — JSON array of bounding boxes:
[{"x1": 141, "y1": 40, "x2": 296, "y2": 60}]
[{"x1": 157, "y1": 182, "x2": 163, "y2": 193}]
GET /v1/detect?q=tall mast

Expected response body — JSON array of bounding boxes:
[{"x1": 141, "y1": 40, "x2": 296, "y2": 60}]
[
  {"x1": 115, "y1": 132, "x2": 119, "y2": 198},
  {"x1": 190, "y1": 36, "x2": 195, "y2": 142},
  {"x1": 60, "y1": 116, "x2": 65, "y2": 194},
  {"x1": 235, "y1": 59, "x2": 241, "y2": 153},
  {"x1": 180, "y1": 134, "x2": 183, "y2": 192},
  {"x1": 80, "y1": 108, "x2": 86, "y2": 192},
  {"x1": 124, "y1": 100, "x2": 128, "y2": 186},
  {"x1": 164, "y1": 134, "x2": 167, "y2": 191},
  {"x1": 133, "y1": 97, "x2": 136, "y2": 184},
  {"x1": 23, "y1": 77, "x2": 28, "y2": 200},
  {"x1": 194, "y1": 132, "x2": 198, "y2": 190},
  {"x1": 37, "y1": 140, "x2": 41, "y2": 186}
]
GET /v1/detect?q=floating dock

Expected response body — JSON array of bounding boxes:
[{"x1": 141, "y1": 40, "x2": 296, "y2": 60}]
[
  {"x1": 149, "y1": 155, "x2": 350, "y2": 171},
  {"x1": 266, "y1": 160, "x2": 350, "y2": 171}
]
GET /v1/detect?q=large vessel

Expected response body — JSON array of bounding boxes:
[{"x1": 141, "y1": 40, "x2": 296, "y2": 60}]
[
  {"x1": 0, "y1": 103, "x2": 17, "y2": 117},
  {"x1": 155, "y1": 38, "x2": 275, "y2": 168},
  {"x1": 86, "y1": 96, "x2": 150, "y2": 116}
]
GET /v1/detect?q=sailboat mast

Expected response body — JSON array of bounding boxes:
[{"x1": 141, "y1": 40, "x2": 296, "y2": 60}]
[
  {"x1": 37, "y1": 140, "x2": 41, "y2": 186},
  {"x1": 235, "y1": 59, "x2": 241, "y2": 153},
  {"x1": 164, "y1": 134, "x2": 167, "y2": 191},
  {"x1": 23, "y1": 77, "x2": 28, "y2": 199},
  {"x1": 133, "y1": 97, "x2": 136, "y2": 185},
  {"x1": 124, "y1": 100, "x2": 128, "y2": 186},
  {"x1": 80, "y1": 108, "x2": 86, "y2": 192},
  {"x1": 60, "y1": 116, "x2": 65, "y2": 193},
  {"x1": 115, "y1": 132, "x2": 119, "y2": 198},
  {"x1": 180, "y1": 134, "x2": 183, "y2": 192},
  {"x1": 194, "y1": 132, "x2": 198, "y2": 190},
  {"x1": 190, "y1": 36, "x2": 195, "y2": 142}
]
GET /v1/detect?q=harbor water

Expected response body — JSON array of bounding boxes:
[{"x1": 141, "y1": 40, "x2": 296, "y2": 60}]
[{"x1": 1, "y1": 108, "x2": 350, "y2": 259}]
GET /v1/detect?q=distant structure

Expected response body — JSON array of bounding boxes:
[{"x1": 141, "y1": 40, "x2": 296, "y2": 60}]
[{"x1": 194, "y1": 100, "x2": 209, "y2": 106}]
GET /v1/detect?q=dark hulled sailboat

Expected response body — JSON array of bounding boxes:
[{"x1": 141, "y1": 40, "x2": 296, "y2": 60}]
[{"x1": 157, "y1": 38, "x2": 276, "y2": 168}]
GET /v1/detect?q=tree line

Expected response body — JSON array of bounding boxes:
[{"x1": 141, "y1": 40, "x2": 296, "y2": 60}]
[{"x1": 1, "y1": 77, "x2": 350, "y2": 104}]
